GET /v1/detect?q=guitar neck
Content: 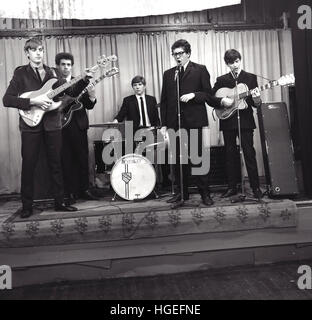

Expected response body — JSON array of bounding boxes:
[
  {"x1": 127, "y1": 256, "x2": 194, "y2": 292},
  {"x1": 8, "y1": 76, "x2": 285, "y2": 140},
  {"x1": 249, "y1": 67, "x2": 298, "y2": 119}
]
[
  {"x1": 238, "y1": 80, "x2": 279, "y2": 99},
  {"x1": 47, "y1": 63, "x2": 101, "y2": 99},
  {"x1": 77, "y1": 74, "x2": 107, "y2": 98},
  {"x1": 47, "y1": 74, "x2": 85, "y2": 99}
]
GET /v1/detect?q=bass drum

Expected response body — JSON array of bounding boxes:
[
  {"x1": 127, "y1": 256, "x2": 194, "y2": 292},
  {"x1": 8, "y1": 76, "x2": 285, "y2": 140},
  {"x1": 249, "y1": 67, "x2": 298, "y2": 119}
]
[{"x1": 110, "y1": 153, "x2": 156, "y2": 200}]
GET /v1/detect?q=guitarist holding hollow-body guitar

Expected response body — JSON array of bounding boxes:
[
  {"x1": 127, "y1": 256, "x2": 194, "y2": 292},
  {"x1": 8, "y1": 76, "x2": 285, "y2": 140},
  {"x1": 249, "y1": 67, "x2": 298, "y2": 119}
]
[
  {"x1": 2, "y1": 38, "x2": 93, "y2": 218},
  {"x1": 55, "y1": 52, "x2": 99, "y2": 204},
  {"x1": 212, "y1": 49, "x2": 263, "y2": 200}
]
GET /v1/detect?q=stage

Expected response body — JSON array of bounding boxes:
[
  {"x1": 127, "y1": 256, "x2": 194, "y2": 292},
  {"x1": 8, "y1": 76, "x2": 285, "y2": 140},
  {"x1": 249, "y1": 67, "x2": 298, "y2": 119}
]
[{"x1": 1, "y1": 191, "x2": 312, "y2": 287}]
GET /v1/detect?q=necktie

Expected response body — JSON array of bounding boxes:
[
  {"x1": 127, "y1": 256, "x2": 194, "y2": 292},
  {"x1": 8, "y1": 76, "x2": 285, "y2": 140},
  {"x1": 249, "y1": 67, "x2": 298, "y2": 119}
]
[
  {"x1": 140, "y1": 97, "x2": 147, "y2": 127},
  {"x1": 179, "y1": 66, "x2": 184, "y2": 79},
  {"x1": 35, "y1": 67, "x2": 42, "y2": 84}
]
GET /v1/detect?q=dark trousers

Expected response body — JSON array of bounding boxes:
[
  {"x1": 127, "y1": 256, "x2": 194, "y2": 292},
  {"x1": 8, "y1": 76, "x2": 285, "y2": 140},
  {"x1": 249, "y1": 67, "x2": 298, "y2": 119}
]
[
  {"x1": 222, "y1": 129, "x2": 260, "y2": 191},
  {"x1": 62, "y1": 120, "x2": 89, "y2": 196},
  {"x1": 173, "y1": 128, "x2": 210, "y2": 196},
  {"x1": 21, "y1": 130, "x2": 64, "y2": 209}
]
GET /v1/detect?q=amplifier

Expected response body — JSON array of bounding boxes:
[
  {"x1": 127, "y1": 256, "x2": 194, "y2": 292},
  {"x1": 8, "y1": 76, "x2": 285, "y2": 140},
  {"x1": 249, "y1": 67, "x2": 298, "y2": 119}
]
[{"x1": 257, "y1": 102, "x2": 299, "y2": 197}]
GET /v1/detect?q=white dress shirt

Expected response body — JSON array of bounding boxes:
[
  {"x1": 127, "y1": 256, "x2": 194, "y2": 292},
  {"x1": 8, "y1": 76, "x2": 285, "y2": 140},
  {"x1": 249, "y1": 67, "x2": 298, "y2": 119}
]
[{"x1": 136, "y1": 94, "x2": 151, "y2": 127}]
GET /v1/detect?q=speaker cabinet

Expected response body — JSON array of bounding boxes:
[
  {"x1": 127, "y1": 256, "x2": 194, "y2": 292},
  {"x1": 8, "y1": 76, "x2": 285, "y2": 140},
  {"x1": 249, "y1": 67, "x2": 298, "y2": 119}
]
[
  {"x1": 257, "y1": 102, "x2": 299, "y2": 197},
  {"x1": 208, "y1": 145, "x2": 240, "y2": 188}
]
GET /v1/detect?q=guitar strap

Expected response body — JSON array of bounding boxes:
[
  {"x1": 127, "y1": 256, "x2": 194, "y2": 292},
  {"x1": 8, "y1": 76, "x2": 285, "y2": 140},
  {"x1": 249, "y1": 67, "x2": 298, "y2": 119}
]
[{"x1": 212, "y1": 108, "x2": 217, "y2": 122}]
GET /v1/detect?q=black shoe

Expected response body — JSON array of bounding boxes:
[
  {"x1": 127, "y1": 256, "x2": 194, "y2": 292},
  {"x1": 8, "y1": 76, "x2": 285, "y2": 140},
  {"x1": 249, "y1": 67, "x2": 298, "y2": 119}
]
[
  {"x1": 253, "y1": 188, "x2": 263, "y2": 200},
  {"x1": 166, "y1": 193, "x2": 189, "y2": 203},
  {"x1": 20, "y1": 208, "x2": 33, "y2": 219},
  {"x1": 80, "y1": 190, "x2": 99, "y2": 201},
  {"x1": 55, "y1": 203, "x2": 78, "y2": 212},
  {"x1": 201, "y1": 193, "x2": 214, "y2": 206},
  {"x1": 64, "y1": 193, "x2": 76, "y2": 206},
  {"x1": 221, "y1": 188, "x2": 238, "y2": 198}
]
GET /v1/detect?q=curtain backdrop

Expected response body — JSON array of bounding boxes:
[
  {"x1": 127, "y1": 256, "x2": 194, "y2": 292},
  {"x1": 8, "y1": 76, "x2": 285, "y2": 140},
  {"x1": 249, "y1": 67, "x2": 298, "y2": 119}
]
[
  {"x1": 0, "y1": 0, "x2": 241, "y2": 19},
  {"x1": 0, "y1": 29, "x2": 294, "y2": 194}
]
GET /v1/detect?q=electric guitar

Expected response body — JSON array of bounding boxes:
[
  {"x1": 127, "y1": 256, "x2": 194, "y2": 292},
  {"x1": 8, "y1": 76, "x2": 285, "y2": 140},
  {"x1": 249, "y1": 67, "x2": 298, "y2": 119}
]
[
  {"x1": 61, "y1": 67, "x2": 119, "y2": 128},
  {"x1": 214, "y1": 74, "x2": 295, "y2": 120},
  {"x1": 18, "y1": 55, "x2": 117, "y2": 127}
]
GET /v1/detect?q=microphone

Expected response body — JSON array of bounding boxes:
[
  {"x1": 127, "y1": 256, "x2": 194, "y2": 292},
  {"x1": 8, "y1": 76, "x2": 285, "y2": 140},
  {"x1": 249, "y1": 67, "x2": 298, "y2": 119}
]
[{"x1": 174, "y1": 67, "x2": 179, "y2": 81}]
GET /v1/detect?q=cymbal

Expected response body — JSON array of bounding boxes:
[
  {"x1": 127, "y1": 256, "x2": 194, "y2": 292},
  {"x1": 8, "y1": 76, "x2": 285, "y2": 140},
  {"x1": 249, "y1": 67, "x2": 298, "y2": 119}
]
[{"x1": 89, "y1": 122, "x2": 122, "y2": 128}]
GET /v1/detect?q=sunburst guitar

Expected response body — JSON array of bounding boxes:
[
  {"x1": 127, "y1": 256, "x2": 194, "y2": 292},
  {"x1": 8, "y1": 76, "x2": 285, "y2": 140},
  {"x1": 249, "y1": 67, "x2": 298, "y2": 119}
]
[
  {"x1": 214, "y1": 74, "x2": 295, "y2": 120},
  {"x1": 18, "y1": 55, "x2": 117, "y2": 127},
  {"x1": 61, "y1": 67, "x2": 119, "y2": 128}
]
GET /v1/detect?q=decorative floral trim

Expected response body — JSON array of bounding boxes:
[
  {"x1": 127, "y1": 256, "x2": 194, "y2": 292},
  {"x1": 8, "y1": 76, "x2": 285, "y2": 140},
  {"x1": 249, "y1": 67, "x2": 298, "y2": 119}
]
[
  {"x1": 144, "y1": 211, "x2": 158, "y2": 230},
  {"x1": 50, "y1": 219, "x2": 64, "y2": 237},
  {"x1": 74, "y1": 217, "x2": 88, "y2": 235},
  {"x1": 1, "y1": 222, "x2": 15, "y2": 240},
  {"x1": 280, "y1": 208, "x2": 292, "y2": 221},
  {"x1": 168, "y1": 210, "x2": 181, "y2": 227},
  {"x1": 213, "y1": 207, "x2": 226, "y2": 224},
  {"x1": 236, "y1": 206, "x2": 249, "y2": 223},
  {"x1": 25, "y1": 221, "x2": 40, "y2": 239},
  {"x1": 122, "y1": 213, "x2": 135, "y2": 233},
  {"x1": 98, "y1": 215, "x2": 112, "y2": 233},
  {"x1": 258, "y1": 203, "x2": 271, "y2": 222},
  {"x1": 191, "y1": 207, "x2": 204, "y2": 225}
]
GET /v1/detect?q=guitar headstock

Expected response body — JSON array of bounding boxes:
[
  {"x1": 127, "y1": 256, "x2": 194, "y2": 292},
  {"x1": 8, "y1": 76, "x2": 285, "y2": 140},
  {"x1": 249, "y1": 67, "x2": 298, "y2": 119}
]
[
  {"x1": 277, "y1": 74, "x2": 295, "y2": 87},
  {"x1": 104, "y1": 67, "x2": 119, "y2": 77},
  {"x1": 97, "y1": 54, "x2": 118, "y2": 68}
]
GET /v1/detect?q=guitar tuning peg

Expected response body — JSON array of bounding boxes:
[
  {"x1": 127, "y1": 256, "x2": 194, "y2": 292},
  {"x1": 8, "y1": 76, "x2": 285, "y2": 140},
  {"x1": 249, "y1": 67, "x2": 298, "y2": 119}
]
[{"x1": 109, "y1": 55, "x2": 118, "y2": 62}]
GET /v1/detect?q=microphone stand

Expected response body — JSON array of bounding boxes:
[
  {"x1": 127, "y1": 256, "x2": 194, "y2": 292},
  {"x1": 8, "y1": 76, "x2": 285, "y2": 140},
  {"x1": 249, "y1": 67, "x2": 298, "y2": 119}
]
[
  {"x1": 171, "y1": 67, "x2": 185, "y2": 209},
  {"x1": 230, "y1": 71, "x2": 260, "y2": 204}
]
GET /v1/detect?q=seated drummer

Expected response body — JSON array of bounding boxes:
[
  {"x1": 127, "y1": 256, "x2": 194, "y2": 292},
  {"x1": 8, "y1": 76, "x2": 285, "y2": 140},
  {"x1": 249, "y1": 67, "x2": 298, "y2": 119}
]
[
  {"x1": 113, "y1": 75, "x2": 160, "y2": 132},
  {"x1": 113, "y1": 76, "x2": 170, "y2": 188}
]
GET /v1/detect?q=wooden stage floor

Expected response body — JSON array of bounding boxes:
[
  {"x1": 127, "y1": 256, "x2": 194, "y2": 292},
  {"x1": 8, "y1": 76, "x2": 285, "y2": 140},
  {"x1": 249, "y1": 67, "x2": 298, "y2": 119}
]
[
  {"x1": 0, "y1": 191, "x2": 298, "y2": 247},
  {"x1": 0, "y1": 191, "x2": 311, "y2": 287}
]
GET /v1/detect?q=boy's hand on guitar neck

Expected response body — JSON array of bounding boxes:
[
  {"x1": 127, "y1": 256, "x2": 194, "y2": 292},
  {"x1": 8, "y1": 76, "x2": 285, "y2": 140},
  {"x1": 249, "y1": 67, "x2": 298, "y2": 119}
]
[
  {"x1": 251, "y1": 87, "x2": 261, "y2": 107},
  {"x1": 86, "y1": 82, "x2": 96, "y2": 102},
  {"x1": 30, "y1": 95, "x2": 53, "y2": 110},
  {"x1": 83, "y1": 68, "x2": 96, "y2": 81}
]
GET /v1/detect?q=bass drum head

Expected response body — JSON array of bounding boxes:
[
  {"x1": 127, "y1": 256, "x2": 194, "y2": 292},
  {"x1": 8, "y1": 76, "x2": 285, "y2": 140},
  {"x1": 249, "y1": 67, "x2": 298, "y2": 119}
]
[{"x1": 110, "y1": 153, "x2": 156, "y2": 200}]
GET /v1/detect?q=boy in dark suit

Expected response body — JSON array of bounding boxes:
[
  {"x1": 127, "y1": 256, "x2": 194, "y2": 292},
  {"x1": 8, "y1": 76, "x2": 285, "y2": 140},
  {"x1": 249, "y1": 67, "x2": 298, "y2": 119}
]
[
  {"x1": 2, "y1": 38, "x2": 90, "y2": 218},
  {"x1": 55, "y1": 52, "x2": 98, "y2": 204},
  {"x1": 114, "y1": 75, "x2": 160, "y2": 132},
  {"x1": 212, "y1": 49, "x2": 263, "y2": 199},
  {"x1": 160, "y1": 39, "x2": 232, "y2": 206}
]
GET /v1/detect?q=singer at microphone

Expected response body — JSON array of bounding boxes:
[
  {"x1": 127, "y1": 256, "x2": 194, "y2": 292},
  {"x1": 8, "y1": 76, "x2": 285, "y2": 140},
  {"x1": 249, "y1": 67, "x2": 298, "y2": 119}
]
[{"x1": 160, "y1": 39, "x2": 224, "y2": 206}]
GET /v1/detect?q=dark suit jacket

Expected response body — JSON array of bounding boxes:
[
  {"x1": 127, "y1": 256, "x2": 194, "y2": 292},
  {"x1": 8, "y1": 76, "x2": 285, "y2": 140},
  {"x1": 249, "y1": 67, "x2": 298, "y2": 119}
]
[
  {"x1": 115, "y1": 94, "x2": 160, "y2": 131},
  {"x1": 72, "y1": 93, "x2": 96, "y2": 130},
  {"x1": 3, "y1": 64, "x2": 87, "y2": 132},
  {"x1": 160, "y1": 61, "x2": 222, "y2": 129},
  {"x1": 212, "y1": 70, "x2": 259, "y2": 131}
]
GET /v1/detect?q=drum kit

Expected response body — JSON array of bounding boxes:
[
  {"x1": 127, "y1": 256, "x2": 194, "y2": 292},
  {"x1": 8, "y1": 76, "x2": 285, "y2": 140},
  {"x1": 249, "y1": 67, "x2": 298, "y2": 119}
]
[{"x1": 90, "y1": 123, "x2": 171, "y2": 201}]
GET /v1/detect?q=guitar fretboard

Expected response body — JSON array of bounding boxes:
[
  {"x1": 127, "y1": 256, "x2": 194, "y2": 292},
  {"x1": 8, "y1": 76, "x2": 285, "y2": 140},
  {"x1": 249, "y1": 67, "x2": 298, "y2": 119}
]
[
  {"x1": 238, "y1": 80, "x2": 279, "y2": 99},
  {"x1": 47, "y1": 64, "x2": 100, "y2": 99},
  {"x1": 78, "y1": 74, "x2": 106, "y2": 98},
  {"x1": 77, "y1": 69, "x2": 118, "y2": 99},
  {"x1": 47, "y1": 74, "x2": 85, "y2": 99}
]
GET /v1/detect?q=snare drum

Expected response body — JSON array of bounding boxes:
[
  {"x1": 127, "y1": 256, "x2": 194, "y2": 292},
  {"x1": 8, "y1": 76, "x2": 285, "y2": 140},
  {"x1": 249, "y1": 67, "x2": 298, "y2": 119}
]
[{"x1": 110, "y1": 153, "x2": 156, "y2": 200}]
